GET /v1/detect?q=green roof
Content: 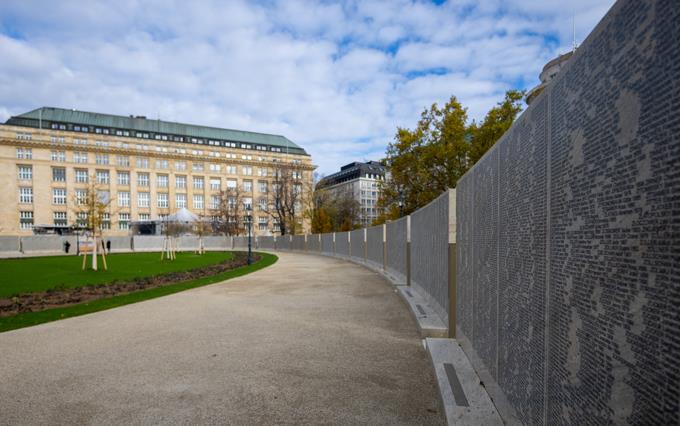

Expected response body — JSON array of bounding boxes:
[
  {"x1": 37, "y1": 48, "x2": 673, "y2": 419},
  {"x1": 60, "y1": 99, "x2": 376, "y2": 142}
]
[{"x1": 7, "y1": 107, "x2": 306, "y2": 154}]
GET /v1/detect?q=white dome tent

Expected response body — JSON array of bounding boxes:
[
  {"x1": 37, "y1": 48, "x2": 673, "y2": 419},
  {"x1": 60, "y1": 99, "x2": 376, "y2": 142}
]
[{"x1": 160, "y1": 208, "x2": 207, "y2": 260}]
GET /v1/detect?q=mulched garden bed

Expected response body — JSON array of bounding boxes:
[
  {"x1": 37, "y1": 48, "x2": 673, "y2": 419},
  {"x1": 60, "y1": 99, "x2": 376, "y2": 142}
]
[{"x1": 0, "y1": 252, "x2": 259, "y2": 317}]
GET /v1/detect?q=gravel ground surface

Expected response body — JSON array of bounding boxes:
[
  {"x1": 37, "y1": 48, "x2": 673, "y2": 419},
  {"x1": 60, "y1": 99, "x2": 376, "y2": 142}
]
[{"x1": 0, "y1": 252, "x2": 444, "y2": 425}]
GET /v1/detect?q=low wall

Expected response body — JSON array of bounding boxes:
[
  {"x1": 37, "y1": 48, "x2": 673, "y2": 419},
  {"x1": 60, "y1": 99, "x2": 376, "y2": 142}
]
[
  {"x1": 257, "y1": 236, "x2": 275, "y2": 250},
  {"x1": 0, "y1": 236, "x2": 20, "y2": 252},
  {"x1": 132, "y1": 235, "x2": 164, "y2": 252},
  {"x1": 277, "y1": 235, "x2": 291, "y2": 251},
  {"x1": 291, "y1": 235, "x2": 306, "y2": 251},
  {"x1": 307, "y1": 234, "x2": 321, "y2": 252}
]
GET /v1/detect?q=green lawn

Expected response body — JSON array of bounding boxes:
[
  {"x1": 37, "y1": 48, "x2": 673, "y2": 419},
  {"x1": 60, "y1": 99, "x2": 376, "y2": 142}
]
[
  {"x1": 0, "y1": 251, "x2": 236, "y2": 298},
  {"x1": 0, "y1": 252, "x2": 277, "y2": 333}
]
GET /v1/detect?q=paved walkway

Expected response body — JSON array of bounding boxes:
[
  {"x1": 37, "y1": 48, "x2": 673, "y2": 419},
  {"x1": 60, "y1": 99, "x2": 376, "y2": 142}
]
[{"x1": 0, "y1": 252, "x2": 444, "y2": 425}]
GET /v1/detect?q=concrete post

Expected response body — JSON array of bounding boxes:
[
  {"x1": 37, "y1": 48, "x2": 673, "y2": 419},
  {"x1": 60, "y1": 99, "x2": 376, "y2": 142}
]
[
  {"x1": 406, "y1": 215, "x2": 411, "y2": 286},
  {"x1": 363, "y1": 228, "x2": 367, "y2": 262},
  {"x1": 304, "y1": 234, "x2": 308, "y2": 252},
  {"x1": 447, "y1": 188, "x2": 457, "y2": 339},
  {"x1": 382, "y1": 223, "x2": 387, "y2": 271},
  {"x1": 348, "y1": 231, "x2": 351, "y2": 257},
  {"x1": 273, "y1": 235, "x2": 277, "y2": 250},
  {"x1": 332, "y1": 232, "x2": 336, "y2": 255}
]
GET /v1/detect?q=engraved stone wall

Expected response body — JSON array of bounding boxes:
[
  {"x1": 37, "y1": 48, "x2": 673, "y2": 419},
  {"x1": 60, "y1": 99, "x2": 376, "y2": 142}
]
[
  {"x1": 321, "y1": 233, "x2": 334, "y2": 254},
  {"x1": 335, "y1": 231, "x2": 350, "y2": 256},
  {"x1": 365, "y1": 225, "x2": 383, "y2": 268},
  {"x1": 456, "y1": 0, "x2": 680, "y2": 423},
  {"x1": 350, "y1": 229, "x2": 364, "y2": 262},
  {"x1": 386, "y1": 216, "x2": 408, "y2": 282}
]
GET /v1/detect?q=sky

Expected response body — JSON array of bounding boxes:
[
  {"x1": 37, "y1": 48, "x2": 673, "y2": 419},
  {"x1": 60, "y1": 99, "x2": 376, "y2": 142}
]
[{"x1": 0, "y1": 0, "x2": 615, "y2": 176}]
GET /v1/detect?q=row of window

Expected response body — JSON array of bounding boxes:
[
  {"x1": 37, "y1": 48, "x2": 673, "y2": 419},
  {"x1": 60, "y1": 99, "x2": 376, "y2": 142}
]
[
  {"x1": 17, "y1": 186, "x2": 279, "y2": 210},
  {"x1": 30, "y1": 126, "x2": 289, "y2": 153},
  {"x1": 17, "y1": 149, "x2": 280, "y2": 176},
  {"x1": 19, "y1": 211, "x2": 272, "y2": 231},
  {"x1": 16, "y1": 165, "x2": 274, "y2": 192}
]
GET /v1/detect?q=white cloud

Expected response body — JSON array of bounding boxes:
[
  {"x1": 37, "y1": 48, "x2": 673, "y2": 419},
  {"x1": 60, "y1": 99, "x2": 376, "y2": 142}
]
[{"x1": 0, "y1": 0, "x2": 615, "y2": 175}]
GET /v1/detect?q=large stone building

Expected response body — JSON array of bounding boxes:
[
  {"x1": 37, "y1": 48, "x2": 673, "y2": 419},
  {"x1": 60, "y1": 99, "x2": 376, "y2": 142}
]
[
  {"x1": 0, "y1": 107, "x2": 314, "y2": 236},
  {"x1": 317, "y1": 161, "x2": 385, "y2": 227}
]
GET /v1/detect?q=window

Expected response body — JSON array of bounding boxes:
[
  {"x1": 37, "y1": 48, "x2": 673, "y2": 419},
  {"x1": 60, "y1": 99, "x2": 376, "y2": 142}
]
[
  {"x1": 118, "y1": 213, "x2": 130, "y2": 230},
  {"x1": 117, "y1": 171, "x2": 130, "y2": 185},
  {"x1": 226, "y1": 179, "x2": 237, "y2": 189},
  {"x1": 117, "y1": 156, "x2": 130, "y2": 167},
  {"x1": 18, "y1": 165, "x2": 32, "y2": 180},
  {"x1": 75, "y1": 212, "x2": 88, "y2": 227},
  {"x1": 53, "y1": 188, "x2": 67, "y2": 205},
  {"x1": 99, "y1": 213, "x2": 110, "y2": 230},
  {"x1": 137, "y1": 172, "x2": 149, "y2": 187},
  {"x1": 95, "y1": 154, "x2": 109, "y2": 165},
  {"x1": 138, "y1": 192, "x2": 150, "y2": 208},
  {"x1": 138, "y1": 213, "x2": 150, "y2": 221},
  {"x1": 52, "y1": 167, "x2": 66, "y2": 182},
  {"x1": 242, "y1": 166, "x2": 252, "y2": 176},
  {"x1": 16, "y1": 132, "x2": 32, "y2": 141},
  {"x1": 192, "y1": 162, "x2": 204, "y2": 172},
  {"x1": 156, "y1": 174, "x2": 168, "y2": 188},
  {"x1": 210, "y1": 178, "x2": 221, "y2": 190},
  {"x1": 135, "y1": 157, "x2": 149, "y2": 168},
  {"x1": 75, "y1": 189, "x2": 87, "y2": 205},
  {"x1": 176, "y1": 194, "x2": 187, "y2": 209},
  {"x1": 258, "y1": 216, "x2": 268, "y2": 231},
  {"x1": 96, "y1": 170, "x2": 110, "y2": 184},
  {"x1": 157, "y1": 193, "x2": 169, "y2": 208},
  {"x1": 175, "y1": 161, "x2": 187, "y2": 171},
  {"x1": 53, "y1": 211, "x2": 67, "y2": 227},
  {"x1": 175, "y1": 175, "x2": 187, "y2": 189},
  {"x1": 98, "y1": 191, "x2": 110, "y2": 204},
  {"x1": 243, "y1": 180, "x2": 253, "y2": 192},
  {"x1": 257, "y1": 167, "x2": 268, "y2": 177},
  {"x1": 74, "y1": 152, "x2": 88, "y2": 163},
  {"x1": 193, "y1": 194, "x2": 204, "y2": 209},
  {"x1": 20, "y1": 211, "x2": 33, "y2": 229},
  {"x1": 209, "y1": 163, "x2": 221, "y2": 172},
  {"x1": 243, "y1": 197, "x2": 252, "y2": 210},
  {"x1": 259, "y1": 181, "x2": 268, "y2": 193},
  {"x1": 258, "y1": 197, "x2": 267, "y2": 211},
  {"x1": 75, "y1": 169, "x2": 88, "y2": 183},
  {"x1": 210, "y1": 195, "x2": 220, "y2": 209},
  {"x1": 19, "y1": 187, "x2": 33, "y2": 204},
  {"x1": 226, "y1": 165, "x2": 237, "y2": 174},
  {"x1": 155, "y1": 159, "x2": 169, "y2": 169},
  {"x1": 118, "y1": 191, "x2": 130, "y2": 207},
  {"x1": 193, "y1": 176, "x2": 204, "y2": 190},
  {"x1": 74, "y1": 138, "x2": 88, "y2": 145},
  {"x1": 51, "y1": 151, "x2": 66, "y2": 162},
  {"x1": 50, "y1": 136, "x2": 65, "y2": 144}
]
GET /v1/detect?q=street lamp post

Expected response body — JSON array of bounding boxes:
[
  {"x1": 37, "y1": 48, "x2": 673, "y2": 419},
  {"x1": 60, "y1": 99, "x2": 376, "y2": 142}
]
[
  {"x1": 398, "y1": 187, "x2": 405, "y2": 217},
  {"x1": 246, "y1": 204, "x2": 253, "y2": 265}
]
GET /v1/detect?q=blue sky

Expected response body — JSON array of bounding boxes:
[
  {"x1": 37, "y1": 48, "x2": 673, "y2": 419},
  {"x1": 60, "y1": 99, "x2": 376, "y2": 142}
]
[{"x1": 0, "y1": 0, "x2": 614, "y2": 176}]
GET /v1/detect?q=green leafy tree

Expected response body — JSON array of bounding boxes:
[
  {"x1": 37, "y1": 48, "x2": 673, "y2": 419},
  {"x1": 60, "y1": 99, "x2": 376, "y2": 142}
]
[
  {"x1": 377, "y1": 90, "x2": 524, "y2": 221},
  {"x1": 468, "y1": 90, "x2": 525, "y2": 164}
]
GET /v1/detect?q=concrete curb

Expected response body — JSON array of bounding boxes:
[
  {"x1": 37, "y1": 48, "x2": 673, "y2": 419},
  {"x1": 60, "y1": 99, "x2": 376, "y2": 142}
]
[{"x1": 426, "y1": 338, "x2": 503, "y2": 426}]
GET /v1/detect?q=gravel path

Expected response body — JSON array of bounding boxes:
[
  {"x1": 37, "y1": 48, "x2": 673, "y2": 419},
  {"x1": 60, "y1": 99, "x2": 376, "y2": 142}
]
[{"x1": 0, "y1": 252, "x2": 444, "y2": 425}]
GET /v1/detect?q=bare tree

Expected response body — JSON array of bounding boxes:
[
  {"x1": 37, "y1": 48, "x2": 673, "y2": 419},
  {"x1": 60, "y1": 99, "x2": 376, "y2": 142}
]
[
  {"x1": 212, "y1": 186, "x2": 246, "y2": 237},
  {"x1": 70, "y1": 175, "x2": 116, "y2": 271},
  {"x1": 263, "y1": 162, "x2": 311, "y2": 235}
]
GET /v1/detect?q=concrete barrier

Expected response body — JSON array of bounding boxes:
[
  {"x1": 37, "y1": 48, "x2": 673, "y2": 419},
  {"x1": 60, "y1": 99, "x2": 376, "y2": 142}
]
[
  {"x1": 203, "y1": 236, "x2": 229, "y2": 250},
  {"x1": 277, "y1": 235, "x2": 291, "y2": 250},
  {"x1": 20, "y1": 236, "x2": 68, "y2": 253}
]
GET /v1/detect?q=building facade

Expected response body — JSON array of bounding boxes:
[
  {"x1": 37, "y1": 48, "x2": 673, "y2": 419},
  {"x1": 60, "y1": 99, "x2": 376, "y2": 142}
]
[
  {"x1": 317, "y1": 161, "x2": 385, "y2": 227},
  {"x1": 0, "y1": 107, "x2": 314, "y2": 236}
]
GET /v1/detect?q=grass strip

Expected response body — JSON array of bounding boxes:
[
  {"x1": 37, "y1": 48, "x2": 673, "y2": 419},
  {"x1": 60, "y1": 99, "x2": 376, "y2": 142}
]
[{"x1": 0, "y1": 252, "x2": 277, "y2": 333}]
